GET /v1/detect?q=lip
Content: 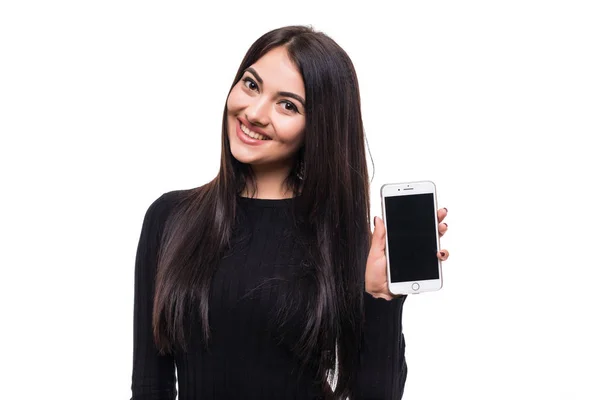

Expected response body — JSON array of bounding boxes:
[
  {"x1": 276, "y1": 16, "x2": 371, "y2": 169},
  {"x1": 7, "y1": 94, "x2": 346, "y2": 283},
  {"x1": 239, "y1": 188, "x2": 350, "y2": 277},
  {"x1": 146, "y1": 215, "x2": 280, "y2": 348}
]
[
  {"x1": 235, "y1": 118, "x2": 272, "y2": 145},
  {"x1": 238, "y1": 118, "x2": 272, "y2": 139}
]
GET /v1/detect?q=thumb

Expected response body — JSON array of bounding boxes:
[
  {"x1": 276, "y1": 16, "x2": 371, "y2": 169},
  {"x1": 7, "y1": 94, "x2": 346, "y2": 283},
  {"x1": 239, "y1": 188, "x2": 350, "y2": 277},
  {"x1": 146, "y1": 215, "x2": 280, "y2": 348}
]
[{"x1": 371, "y1": 216, "x2": 386, "y2": 252}]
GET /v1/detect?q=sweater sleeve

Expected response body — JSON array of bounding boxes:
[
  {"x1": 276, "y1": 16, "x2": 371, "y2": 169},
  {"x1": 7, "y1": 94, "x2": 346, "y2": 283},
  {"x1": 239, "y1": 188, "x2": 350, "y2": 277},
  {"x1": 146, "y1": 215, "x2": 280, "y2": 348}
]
[
  {"x1": 130, "y1": 194, "x2": 178, "y2": 400},
  {"x1": 356, "y1": 293, "x2": 408, "y2": 400}
]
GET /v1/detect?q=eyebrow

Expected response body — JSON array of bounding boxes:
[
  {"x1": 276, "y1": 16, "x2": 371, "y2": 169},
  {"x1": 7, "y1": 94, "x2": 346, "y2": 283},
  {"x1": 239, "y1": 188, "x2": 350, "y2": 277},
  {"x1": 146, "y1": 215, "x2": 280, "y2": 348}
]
[{"x1": 244, "y1": 67, "x2": 306, "y2": 108}]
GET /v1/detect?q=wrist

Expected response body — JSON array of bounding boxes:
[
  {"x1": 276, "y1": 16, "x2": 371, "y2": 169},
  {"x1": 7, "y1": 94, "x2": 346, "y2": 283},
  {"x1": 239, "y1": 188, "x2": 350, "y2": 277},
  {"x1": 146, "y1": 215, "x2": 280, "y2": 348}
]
[{"x1": 365, "y1": 289, "x2": 397, "y2": 301}]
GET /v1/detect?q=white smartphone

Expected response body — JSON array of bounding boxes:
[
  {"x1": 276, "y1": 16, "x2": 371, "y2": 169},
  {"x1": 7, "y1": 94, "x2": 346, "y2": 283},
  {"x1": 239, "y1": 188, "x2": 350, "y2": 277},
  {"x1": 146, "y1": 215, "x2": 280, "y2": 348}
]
[{"x1": 380, "y1": 180, "x2": 443, "y2": 295}]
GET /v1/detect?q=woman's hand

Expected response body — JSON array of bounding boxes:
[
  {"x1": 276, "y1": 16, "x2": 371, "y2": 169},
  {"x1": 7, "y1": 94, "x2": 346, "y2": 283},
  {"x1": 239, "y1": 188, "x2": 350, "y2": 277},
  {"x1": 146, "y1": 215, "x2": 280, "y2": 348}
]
[{"x1": 365, "y1": 208, "x2": 450, "y2": 300}]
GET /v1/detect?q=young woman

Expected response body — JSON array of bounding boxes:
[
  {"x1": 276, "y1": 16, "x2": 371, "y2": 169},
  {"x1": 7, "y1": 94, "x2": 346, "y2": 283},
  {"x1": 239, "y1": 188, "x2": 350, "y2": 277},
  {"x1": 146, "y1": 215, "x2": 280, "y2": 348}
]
[{"x1": 130, "y1": 25, "x2": 450, "y2": 400}]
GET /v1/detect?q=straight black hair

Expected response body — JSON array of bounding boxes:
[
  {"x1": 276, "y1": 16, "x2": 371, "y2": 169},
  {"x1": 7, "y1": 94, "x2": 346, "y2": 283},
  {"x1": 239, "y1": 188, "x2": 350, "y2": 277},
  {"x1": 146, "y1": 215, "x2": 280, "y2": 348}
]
[{"x1": 152, "y1": 25, "x2": 372, "y2": 399}]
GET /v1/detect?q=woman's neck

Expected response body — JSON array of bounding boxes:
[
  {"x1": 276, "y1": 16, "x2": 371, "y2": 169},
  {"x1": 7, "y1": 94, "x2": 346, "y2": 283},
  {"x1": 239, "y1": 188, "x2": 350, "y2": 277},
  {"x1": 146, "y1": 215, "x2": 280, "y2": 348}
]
[{"x1": 242, "y1": 163, "x2": 295, "y2": 199}]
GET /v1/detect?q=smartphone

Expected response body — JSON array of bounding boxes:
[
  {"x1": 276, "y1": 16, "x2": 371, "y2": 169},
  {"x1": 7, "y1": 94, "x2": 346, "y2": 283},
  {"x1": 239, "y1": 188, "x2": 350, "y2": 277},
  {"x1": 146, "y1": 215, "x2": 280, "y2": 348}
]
[{"x1": 380, "y1": 180, "x2": 443, "y2": 295}]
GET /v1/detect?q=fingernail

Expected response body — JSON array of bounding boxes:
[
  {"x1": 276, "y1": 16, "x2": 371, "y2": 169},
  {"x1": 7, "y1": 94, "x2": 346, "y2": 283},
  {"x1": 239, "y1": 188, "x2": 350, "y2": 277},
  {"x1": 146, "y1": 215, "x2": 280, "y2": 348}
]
[
  {"x1": 440, "y1": 251, "x2": 446, "y2": 257},
  {"x1": 444, "y1": 223, "x2": 448, "y2": 227},
  {"x1": 444, "y1": 207, "x2": 448, "y2": 213}
]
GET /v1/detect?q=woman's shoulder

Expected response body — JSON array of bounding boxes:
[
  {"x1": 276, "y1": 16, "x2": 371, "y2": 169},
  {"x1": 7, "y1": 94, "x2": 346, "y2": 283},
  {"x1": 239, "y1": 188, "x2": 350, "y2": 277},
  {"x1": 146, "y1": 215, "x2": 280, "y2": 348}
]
[{"x1": 144, "y1": 187, "x2": 196, "y2": 223}]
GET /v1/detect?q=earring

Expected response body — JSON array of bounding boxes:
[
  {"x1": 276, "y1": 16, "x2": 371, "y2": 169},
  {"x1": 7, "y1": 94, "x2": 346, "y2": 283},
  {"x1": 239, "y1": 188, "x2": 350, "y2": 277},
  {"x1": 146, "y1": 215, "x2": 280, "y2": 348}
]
[{"x1": 296, "y1": 159, "x2": 305, "y2": 180}]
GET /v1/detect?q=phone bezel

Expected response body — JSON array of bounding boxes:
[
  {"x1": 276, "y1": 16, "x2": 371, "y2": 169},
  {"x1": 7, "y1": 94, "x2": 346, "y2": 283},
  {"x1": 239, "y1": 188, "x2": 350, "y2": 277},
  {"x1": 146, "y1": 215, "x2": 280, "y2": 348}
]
[{"x1": 380, "y1": 180, "x2": 443, "y2": 295}]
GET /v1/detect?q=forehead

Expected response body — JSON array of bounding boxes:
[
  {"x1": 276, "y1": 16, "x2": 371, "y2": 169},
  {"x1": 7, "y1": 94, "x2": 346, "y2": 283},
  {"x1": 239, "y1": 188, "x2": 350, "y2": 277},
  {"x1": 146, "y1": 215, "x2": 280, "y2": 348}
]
[{"x1": 250, "y1": 47, "x2": 305, "y2": 97}]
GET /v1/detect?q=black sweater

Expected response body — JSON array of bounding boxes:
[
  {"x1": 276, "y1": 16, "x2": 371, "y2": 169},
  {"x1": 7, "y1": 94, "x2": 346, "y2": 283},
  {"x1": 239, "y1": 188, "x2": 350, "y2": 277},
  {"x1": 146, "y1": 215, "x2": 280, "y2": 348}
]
[{"x1": 130, "y1": 190, "x2": 407, "y2": 399}]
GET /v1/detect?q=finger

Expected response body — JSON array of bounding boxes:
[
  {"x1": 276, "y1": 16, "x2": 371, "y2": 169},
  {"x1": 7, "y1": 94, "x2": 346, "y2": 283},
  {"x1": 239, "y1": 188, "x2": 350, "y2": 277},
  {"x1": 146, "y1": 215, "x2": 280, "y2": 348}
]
[
  {"x1": 437, "y1": 207, "x2": 448, "y2": 223},
  {"x1": 439, "y1": 222, "x2": 448, "y2": 237},
  {"x1": 371, "y1": 216, "x2": 386, "y2": 252},
  {"x1": 437, "y1": 249, "x2": 450, "y2": 261}
]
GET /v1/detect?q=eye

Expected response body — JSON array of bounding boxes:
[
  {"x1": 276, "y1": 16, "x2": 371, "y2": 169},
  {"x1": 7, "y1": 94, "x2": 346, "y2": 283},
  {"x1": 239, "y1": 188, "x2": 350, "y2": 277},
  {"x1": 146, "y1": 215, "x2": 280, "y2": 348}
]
[
  {"x1": 242, "y1": 77, "x2": 259, "y2": 92},
  {"x1": 280, "y1": 100, "x2": 299, "y2": 113}
]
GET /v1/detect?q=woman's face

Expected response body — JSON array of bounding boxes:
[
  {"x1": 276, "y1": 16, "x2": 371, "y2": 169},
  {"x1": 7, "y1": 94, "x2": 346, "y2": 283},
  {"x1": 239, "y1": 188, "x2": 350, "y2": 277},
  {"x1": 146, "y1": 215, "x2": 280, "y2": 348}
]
[{"x1": 227, "y1": 46, "x2": 306, "y2": 170}]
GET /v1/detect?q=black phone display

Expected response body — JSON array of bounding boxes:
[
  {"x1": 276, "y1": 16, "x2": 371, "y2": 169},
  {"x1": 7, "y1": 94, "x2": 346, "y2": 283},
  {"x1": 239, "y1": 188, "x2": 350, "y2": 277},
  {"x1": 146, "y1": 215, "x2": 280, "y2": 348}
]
[{"x1": 384, "y1": 193, "x2": 439, "y2": 283}]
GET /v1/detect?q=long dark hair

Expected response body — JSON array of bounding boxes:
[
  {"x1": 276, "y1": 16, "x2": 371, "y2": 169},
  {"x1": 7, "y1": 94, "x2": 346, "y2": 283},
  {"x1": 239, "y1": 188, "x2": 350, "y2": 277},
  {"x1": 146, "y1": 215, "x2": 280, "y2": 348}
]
[{"x1": 153, "y1": 25, "x2": 372, "y2": 399}]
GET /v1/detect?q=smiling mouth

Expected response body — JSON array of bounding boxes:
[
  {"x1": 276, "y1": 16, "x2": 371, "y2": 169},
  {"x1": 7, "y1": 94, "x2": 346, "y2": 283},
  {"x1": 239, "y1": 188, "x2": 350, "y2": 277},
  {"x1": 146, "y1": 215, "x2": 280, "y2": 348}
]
[{"x1": 239, "y1": 121, "x2": 272, "y2": 140}]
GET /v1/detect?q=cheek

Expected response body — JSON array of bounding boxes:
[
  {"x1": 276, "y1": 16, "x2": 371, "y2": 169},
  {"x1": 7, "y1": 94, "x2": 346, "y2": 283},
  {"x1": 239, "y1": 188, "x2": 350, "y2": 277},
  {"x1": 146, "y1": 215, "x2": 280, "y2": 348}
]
[
  {"x1": 276, "y1": 117, "x2": 305, "y2": 144},
  {"x1": 226, "y1": 87, "x2": 245, "y2": 113}
]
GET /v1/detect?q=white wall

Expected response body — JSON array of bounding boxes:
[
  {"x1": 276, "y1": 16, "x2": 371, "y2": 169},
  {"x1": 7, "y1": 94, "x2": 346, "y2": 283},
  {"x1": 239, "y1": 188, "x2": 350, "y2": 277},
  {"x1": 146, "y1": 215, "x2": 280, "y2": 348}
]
[{"x1": 1, "y1": 1, "x2": 598, "y2": 399}]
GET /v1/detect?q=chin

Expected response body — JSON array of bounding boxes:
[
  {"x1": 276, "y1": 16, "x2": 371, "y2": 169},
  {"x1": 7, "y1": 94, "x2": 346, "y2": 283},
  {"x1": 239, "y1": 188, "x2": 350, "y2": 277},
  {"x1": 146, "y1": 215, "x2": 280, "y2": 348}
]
[
  {"x1": 230, "y1": 152, "x2": 254, "y2": 165},
  {"x1": 228, "y1": 141, "x2": 255, "y2": 165}
]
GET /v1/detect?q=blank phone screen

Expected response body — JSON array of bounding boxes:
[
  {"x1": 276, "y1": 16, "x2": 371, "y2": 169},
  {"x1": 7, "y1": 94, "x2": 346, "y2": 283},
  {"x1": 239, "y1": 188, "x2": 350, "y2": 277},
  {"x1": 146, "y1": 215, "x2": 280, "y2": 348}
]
[{"x1": 384, "y1": 193, "x2": 439, "y2": 283}]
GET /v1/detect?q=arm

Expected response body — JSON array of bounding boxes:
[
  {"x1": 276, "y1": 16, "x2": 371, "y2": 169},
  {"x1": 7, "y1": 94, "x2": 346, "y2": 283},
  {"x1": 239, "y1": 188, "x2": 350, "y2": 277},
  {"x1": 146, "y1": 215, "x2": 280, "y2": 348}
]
[
  {"x1": 356, "y1": 293, "x2": 408, "y2": 400},
  {"x1": 131, "y1": 194, "x2": 177, "y2": 400}
]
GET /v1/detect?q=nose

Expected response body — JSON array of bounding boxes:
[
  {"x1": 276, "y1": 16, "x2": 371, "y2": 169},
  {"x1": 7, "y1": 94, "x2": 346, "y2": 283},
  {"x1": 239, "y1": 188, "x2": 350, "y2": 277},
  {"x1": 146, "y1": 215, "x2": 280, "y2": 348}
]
[{"x1": 245, "y1": 97, "x2": 270, "y2": 127}]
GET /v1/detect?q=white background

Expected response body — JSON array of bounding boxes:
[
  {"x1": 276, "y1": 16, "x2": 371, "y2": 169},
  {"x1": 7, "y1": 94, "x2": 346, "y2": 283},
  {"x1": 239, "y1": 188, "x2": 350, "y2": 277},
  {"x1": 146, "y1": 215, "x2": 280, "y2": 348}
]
[{"x1": 1, "y1": 0, "x2": 599, "y2": 399}]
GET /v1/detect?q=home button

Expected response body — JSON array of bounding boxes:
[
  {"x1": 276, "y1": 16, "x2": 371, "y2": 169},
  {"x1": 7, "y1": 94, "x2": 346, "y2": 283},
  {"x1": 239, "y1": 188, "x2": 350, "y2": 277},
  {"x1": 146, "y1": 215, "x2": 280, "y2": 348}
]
[{"x1": 412, "y1": 282, "x2": 420, "y2": 291}]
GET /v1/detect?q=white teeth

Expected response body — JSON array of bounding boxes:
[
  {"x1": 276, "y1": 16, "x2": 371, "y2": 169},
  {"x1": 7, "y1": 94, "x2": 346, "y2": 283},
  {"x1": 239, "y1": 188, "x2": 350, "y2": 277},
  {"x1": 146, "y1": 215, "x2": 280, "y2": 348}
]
[{"x1": 240, "y1": 123, "x2": 270, "y2": 140}]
